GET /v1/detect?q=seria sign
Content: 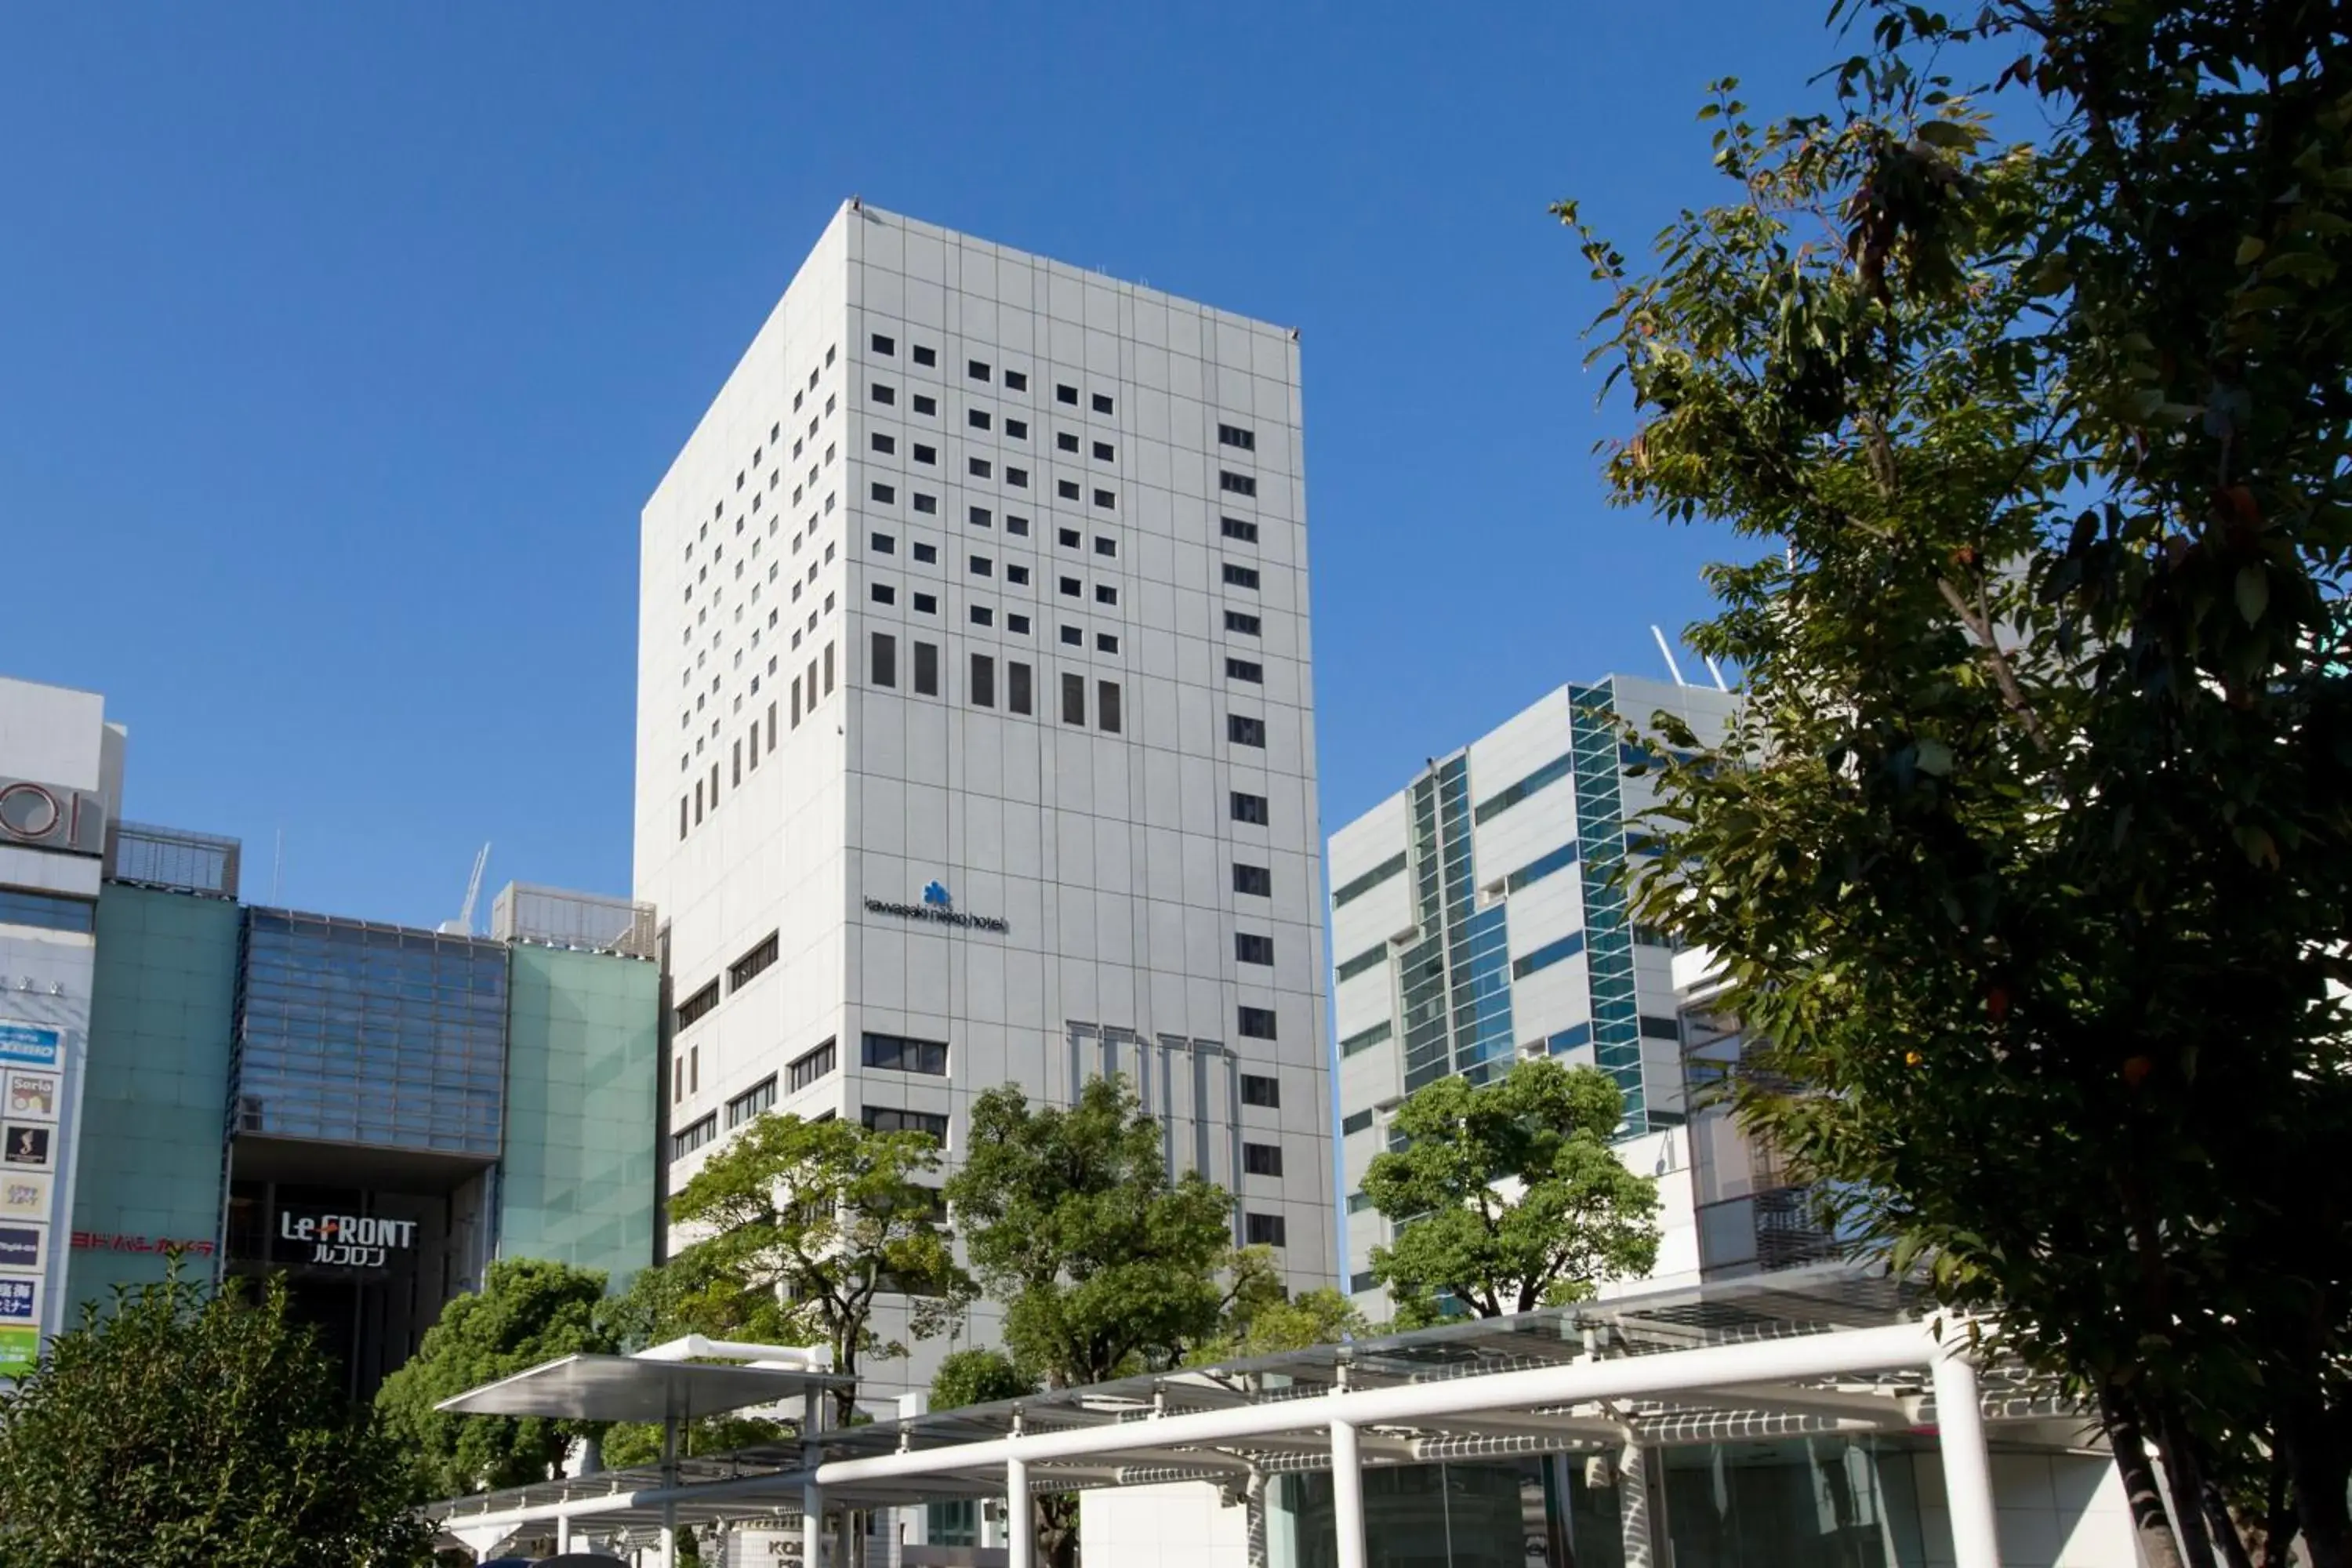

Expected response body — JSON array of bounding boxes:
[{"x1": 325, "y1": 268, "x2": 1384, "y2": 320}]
[{"x1": 279, "y1": 1212, "x2": 417, "y2": 1269}]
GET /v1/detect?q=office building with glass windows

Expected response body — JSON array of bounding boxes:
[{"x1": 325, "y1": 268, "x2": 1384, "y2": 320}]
[
  {"x1": 633, "y1": 201, "x2": 1336, "y2": 1399},
  {"x1": 1, "y1": 672, "x2": 662, "y2": 1395},
  {"x1": 1326, "y1": 674, "x2": 1738, "y2": 1316}
]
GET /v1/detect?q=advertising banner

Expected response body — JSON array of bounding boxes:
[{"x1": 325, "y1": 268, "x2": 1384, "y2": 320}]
[
  {"x1": 0, "y1": 1326, "x2": 35, "y2": 1378},
  {"x1": 0, "y1": 1225, "x2": 45, "y2": 1274},
  {"x1": 0, "y1": 1276, "x2": 35, "y2": 1324},
  {"x1": 5, "y1": 1070, "x2": 58, "y2": 1121},
  {"x1": 2, "y1": 1124, "x2": 53, "y2": 1171},
  {"x1": 0, "y1": 1174, "x2": 48, "y2": 1221},
  {"x1": 0, "y1": 1025, "x2": 60, "y2": 1070}
]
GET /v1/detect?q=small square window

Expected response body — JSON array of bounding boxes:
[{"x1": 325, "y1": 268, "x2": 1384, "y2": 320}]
[
  {"x1": 1233, "y1": 862, "x2": 1272, "y2": 897},
  {"x1": 1225, "y1": 610, "x2": 1261, "y2": 635},
  {"x1": 1005, "y1": 370, "x2": 1029, "y2": 392},
  {"x1": 1059, "y1": 577, "x2": 1081, "y2": 597},
  {"x1": 913, "y1": 493, "x2": 938, "y2": 514},
  {"x1": 1095, "y1": 633, "x2": 1119, "y2": 654},
  {"x1": 1005, "y1": 418, "x2": 1028, "y2": 440},
  {"x1": 1221, "y1": 516, "x2": 1259, "y2": 543},
  {"x1": 913, "y1": 394, "x2": 937, "y2": 416},
  {"x1": 1091, "y1": 393, "x2": 1114, "y2": 415},
  {"x1": 1007, "y1": 564, "x2": 1031, "y2": 585},
  {"x1": 1240, "y1": 1071, "x2": 1279, "y2": 1106},
  {"x1": 1057, "y1": 432, "x2": 1080, "y2": 454},
  {"x1": 1060, "y1": 625, "x2": 1083, "y2": 646},
  {"x1": 1007, "y1": 515, "x2": 1031, "y2": 536},
  {"x1": 1220, "y1": 470, "x2": 1258, "y2": 497},
  {"x1": 871, "y1": 583, "x2": 896, "y2": 604},
  {"x1": 1006, "y1": 466, "x2": 1029, "y2": 488},
  {"x1": 871, "y1": 333, "x2": 896, "y2": 355},
  {"x1": 872, "y1": 384, "x2": 895, "y2": 406},
  {"x1": 971, "y1": 556, "x2": 993, "y2": 576},
  {"x1": 1218, "y1": 423, "x2": 1255, "y2": 450},
  {"x1": 1008, "y1": 613, "x2": 1031, "y2": 635},
  {"x1": 968, "y1": 359, "x2": 991, "y2": 381},
  {"x1": 1058, "y1": 480, "x2": 1080, "y2": 501},
  {"x1": 1238, "y1": 1006, "x2": 1278, "y2": 1040},
  {"x1": 1056, "y1": 383, "x2": 1079, "y2": 405},
  {"x1": 970, "y1": 506, "x2": 993, "y2": 528},
  {"x1": 871, "y1": 433, "x2": 896, "y2": 455},
  {"x1": 1091, "y1": 441, "x2": 1113, "y2": 462},
  {"x1": 913, "y1": 444, "x2": 936, "y2": 465},
  {"x1": 1224, "y1": 563, "x2": 1261, "y2": 590},
  {"x1": 968, "y1": 408, "x2": 992, "y2": 431},
  {"x1": 1229, "y1": 714, "x2": 1267, "y2": 747},
  {"x1": 1093, "y1": 489, "x2": 1115, "y2": 510},
  {"x1": 913, "y1": 542, "x2": 938, "y2": 564},
  {"x1": 913, "y1": 345, "x2": 937, "y2": 367},
  {"x1": 971, "y1": 604, "x2": 994, "y2": 626},
  {"x1": 1093, "y1": 536, "x2": 1116, "y2": 557},
  {"x1": 1058, "y1": 528, "x2": 1081, "y2": 549},
  {"x1": 913, "y1": 592, "x2": 938, "y2": 615},
  {"x1": 969, "y1": 457, "x2": 993, "y2": 478},
  {"x1": 1226, "y1": 657, "x2": 1263, "y2": 683},
  {"x1": 1094, "y1": 584, "x2": 1117, "y2": 605},
  {"x1": 870, "y1": 482, "x2": 896, "y2": 504},
  {"x1": 1236, "y1": 931, "x2": 1275, "y2": 966}
]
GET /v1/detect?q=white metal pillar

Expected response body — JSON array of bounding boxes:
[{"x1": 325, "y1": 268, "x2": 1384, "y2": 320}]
[
  {"x1": 1006, "y1": 1454, "x2": 1034, "y2": 1568},
  {"x1": 1617, "y1": 1441, "x2": 1657, "y2": 1568},
  {"x1": 803, "y1": 1483, "x2": 826, "y2": 1568},
  {"x1": 1932, "y1": 1341, "x2": 2001, "y2": 1568},
  {"x1": 659, "y1": 1417, "x2": 681, "y2": 1568},
  {"x1": 554, "y1": 1514, "x2": 571, "y2": 1553},
  {"x1": 1330, "y1": 1417, "x2": 1367, "y2": 1568}
]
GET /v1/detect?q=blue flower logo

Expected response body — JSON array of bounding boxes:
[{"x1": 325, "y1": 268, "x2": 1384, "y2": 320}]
[{"x1": 922, "y1": 881, "x2": 953, "y2": 909}]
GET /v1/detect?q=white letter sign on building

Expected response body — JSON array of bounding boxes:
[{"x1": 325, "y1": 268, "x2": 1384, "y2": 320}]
[
  {"x1": 0, "y1": 777, "x2": 107, "y2": 858},
  {"x1": 278, "y1": 1212, "x2": 418, "y2": 1269}
]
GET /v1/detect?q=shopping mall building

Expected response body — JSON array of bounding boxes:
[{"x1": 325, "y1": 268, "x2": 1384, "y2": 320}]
[{"x1": 0, "y1": 673, "x2": 661, "y2": 1393}]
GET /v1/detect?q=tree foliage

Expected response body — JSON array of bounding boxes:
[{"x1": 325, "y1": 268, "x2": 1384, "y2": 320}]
[
  {"x1": 375, "y1": 1257, "x2": 614, "y2": 1500},
  {"x1": 928, "y1": 1348, "x2": 1038, "y2": 1410},
  {"x1": 0, "y1": 1265, "x2": 426, "y2": 1566},
  {"x1": 594, "y1": 1247, "x2": 800, "y2": 1468},
  {"x1": 1362, "y1": 1058, "x2": 1660, "y2": 1328},
  {"x1": 1563, "y1": 5, "x2": 2352, "y2": 1565},
  {"x1": 945, "y1": 1076, "x2": 1266, "y2": 1388},
  {"x1": 667, "y1": 1111, "x2": 971, "y2": 1425}
]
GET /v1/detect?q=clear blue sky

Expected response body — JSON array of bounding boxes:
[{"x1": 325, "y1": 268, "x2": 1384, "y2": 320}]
[{"x1": 2, "y1": 3, "x2": 1834, "y2": 927}]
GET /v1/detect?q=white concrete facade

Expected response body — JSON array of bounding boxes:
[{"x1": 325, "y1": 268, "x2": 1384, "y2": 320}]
[
  {"x1": 0, "y1": 675, "x2": 125, "y2": 1360},
  {"x1": 1325, "y1": 674, "x2": 1737, "y2": 1316},
  {"x1": 633, "y1": 202, "x2": 1334, "y2": 1399}
]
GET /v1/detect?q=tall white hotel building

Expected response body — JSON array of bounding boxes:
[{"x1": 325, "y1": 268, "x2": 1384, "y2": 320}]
[{"x1": 632, "y1": 202, "x2": 1334, "y2": 1396}]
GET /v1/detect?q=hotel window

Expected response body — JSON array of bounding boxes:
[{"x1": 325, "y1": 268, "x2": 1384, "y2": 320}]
[
  {"x1": 1240, "y1": 1073, "x2": 1280, "y2": 1107},
  {"x1": 1218, "y1": 423, "x2": 1256, "y2": 450},
  {"x1": 1007, "y1": 466, "x2": 1029, "y2": 488},
  {"x1": 1092, "y1": 488, "x2": 1115, "y2": 510},
  {"x1": 1224, "y1": 564, "x2": 1261, "y2": 590},
  {"x1": 913, "y1": 592, "x2": 937, "y2": 615},
  {"x1": 1093, "y1": 536, "x2": 1116, "y2": 557},
  {"x1": 1094, "y1": 584, "x2": 1117, "y2": 606},
  {"x1": 967, "y1": 359, "x2": 991, "y2": 382},
  {"x1": 1243, "y1": 1142, "x2": 1284, "y2": 1177},
  {"x1": 871, "y1": 433, "x2": 896, "y2": 455},
  {"x1": 1245, "y1": 1213, "x2": 1287, "y2": 1247},
  {"x1": 871, "y1": 633, "x2": 897, "y2": 688},
  {"x1": 968, "y1": 408, "x2": 992, "y2": 430},
  {"x1": 1091, "y1": 392, "x2": 1113, "y2": 415},
  {"x1": 971, "y1": 605, "x2": 994, "y2": 627},
  {"x1": 971, "y1": 506, "x2": 993, "y2": 528},
  {"x1": 1005, "y1": 370, "x2": 1028, "y2": 391},
  {"x1": 1058, "y1": 480, "x2": 1080, "y2": 501},
  {"x1": 788, "y1": 1038, "x2": 838, "y2": 1092},
  {"x1": 1007, "y1": 613, "x2": 1031, "y2": 635},
  {"x1": 1220, "y1": 471, "x2": 1258, "y2": 497},
  {"x1": 1221, "y1": 516, "x2": 1259, "y2": 543},
  {"x1": 1236, "y1": 933, "x2": 1273, "y2": 965},
  {"x1": 727, "y1": 1075, "x2": 778, "y2": 1129},
  {"x1": 1226, "y1": 658, "x2": 1263, "y2": 684},
  {"x1": 913, "y1": 344, "x2": 937, "y2": 367},
  {"x1": 1007, "y1": 515, "x2": 1031, "y2": 536},
  {"x1": 1238, "y1": 1006, "x2": 1278, "y2": 1040},
  {"x1": 1061, "y1": 673, "x2": 1086, "y2": 726},
  {"x1": 1231, "y1": 791, "x2": 1269, "y2": 825},
  {"x1": 1091, "y1": 441, "x2": 1114, "y2": 462},
  {"x1": 913, "y1": 641, "x2": 940, "y2": 696},
  {"x1": 971, "y1": 654, "x2": 996, "y2": 708},
  {"x1": 971, "y1": 555, "x2": 993, "y2": 577},
  {"x1": 914, "y1": 443, "x2": 936, "y2": 465},
  {"x1": 1006, "y1": 418, "x2": 1028, "y2": 439},
  {"x1": 871, "y1": 333, "x2": 895, "y2": 356},
  {"x1": 1008, "y1": 661, "x2": 1033, "y2": 715},
  {"x1": 913, "y1": 542, "x2": 938, "y2": 564},
  {"x1": 871, "y1": 583, "x2": 896, "y2": 605},
  {"x1": 871, "y1": 482, "x2": 895, "y2": 504},
  {"x1": 1095, "y1": 633, "x2": 1118, "y2": 655},
  {"x1": 871, "y1": 384, "x2": 895, "y2": 406},
  {"x1": 913, "y1": 393, "x2": 936, "y2": 416},
  {"x1": 969, "y1": 457, "x2": 992, "y2": 479},
  {"x1": 862, "y1": 1032, "x2": 949, "y2": 1075},
  {"x1": 1056, "y1": 383, "x2": 1078, "y2": 405},
  {"x1": 913, "y1": 493, "x2": 938, "y2": 514},
  {"x1": 1232, "y1": 862, "x2": 1272, "y2": 896},
  {"x1": 1098, "y1": 681, "x2": 1122, "y2": 733},
  {"x1": 1057, "y1": 432, "x2": 1080, "y2": 453},
  {"x1": 1225, "y1": 610, "x2": 1261, "y2": 636},
  {"x1": 1229, "y1": 714, "x2": 1267, "y2": 747}
]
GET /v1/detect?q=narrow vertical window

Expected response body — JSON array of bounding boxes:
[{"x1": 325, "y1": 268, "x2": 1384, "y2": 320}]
[
  {"x1": 679, "y1": 797, "x2": 688, "y2": 840},
  {"x1": 1062, "y1": 672, "x2": 1086, "y2": 726},
  {"x1": 1009, "y1": 661, "x2": 1033, "y2": 716},
  {"x1": 823, "y1": 641, "x2": 836, "y2": 695},
  {"x1": 914, "y1": 641, "x2": 940, "y2": 696},
  {"x1": 872, "y1": 633, "x2": 898, "y2": 689},
  {"x1": 695, "y1": 779, "x2": 704, "y2": 823},
  {"x1": 732, "y1": 739, "x2": 742, "y2": 786},
  {"x1": 971, "y1": 654, "x2": 996, "y2": 708},
  {"x1": 1098, "y1": 681, "x2": 1122, "y2": 734},
  {"x1": 766, "y1": 702, "x2": 777, "y2": 751},
  {"x1": 791, "y1": 676, "x2": 803, "y2": 727}
]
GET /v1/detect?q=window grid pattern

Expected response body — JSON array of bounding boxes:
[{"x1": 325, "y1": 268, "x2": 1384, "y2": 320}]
[
  {"x1": 230, "y1": 911, "x2": 507, "y2": 1156},
  {"x1": 1399, "y1": 757, "x2": 1516, "y2": 1095},
  {"x1": 1570, "y1": 682, "x2": 1650, "y2": 1130}
]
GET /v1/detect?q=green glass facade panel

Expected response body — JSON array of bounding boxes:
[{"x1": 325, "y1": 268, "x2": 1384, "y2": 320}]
[
  {"x1": 71, "y1": 885, "x2": 241, "y2": 1304},
  {"x1": 498, "y1": 945, "x2": 659, "y2": 1292}
]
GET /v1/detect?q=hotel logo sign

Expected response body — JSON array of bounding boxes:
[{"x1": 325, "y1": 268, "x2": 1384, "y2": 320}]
[{"x1": 863, "y1": 880, "x2": 1007, "y2": 934}]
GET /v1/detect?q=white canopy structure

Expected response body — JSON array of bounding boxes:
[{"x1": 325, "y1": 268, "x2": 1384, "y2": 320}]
[{"x1": 427, "y1": 1270, "x2": 2071, "y2": 1568}]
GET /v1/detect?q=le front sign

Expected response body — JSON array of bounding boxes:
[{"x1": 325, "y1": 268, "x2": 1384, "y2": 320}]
[{"x1": 278, "y1": 1212, "x2": 417, "y2": 1270}]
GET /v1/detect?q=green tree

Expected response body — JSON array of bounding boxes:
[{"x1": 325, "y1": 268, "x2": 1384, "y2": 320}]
[
  {"x1": 946, "y1": 1076, "x2": 1259, "y2": 1387},
  {"x1": 1193, "y1": 1283, "x2": 1373, "y2": 1363},
  {"x1": 1563, "y1": 7, "x2": 2352, "y2": 1565},
  {"x1": 1361, "y1": 1058, "x2": 1660, "y2": 1328},
  {"x1": 928, "y1": 1348, "x2": 1037, "y2": 1410},
  {"x1": 0, "y1": 1264, "x2": 426, "y2": 1566},
  {"x1": 668, "y1": 1111, "x2": 971, "y2": 1426},
  {"x1": 375, "y1": 1257, "x2": 613, "y2": 1498}
]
